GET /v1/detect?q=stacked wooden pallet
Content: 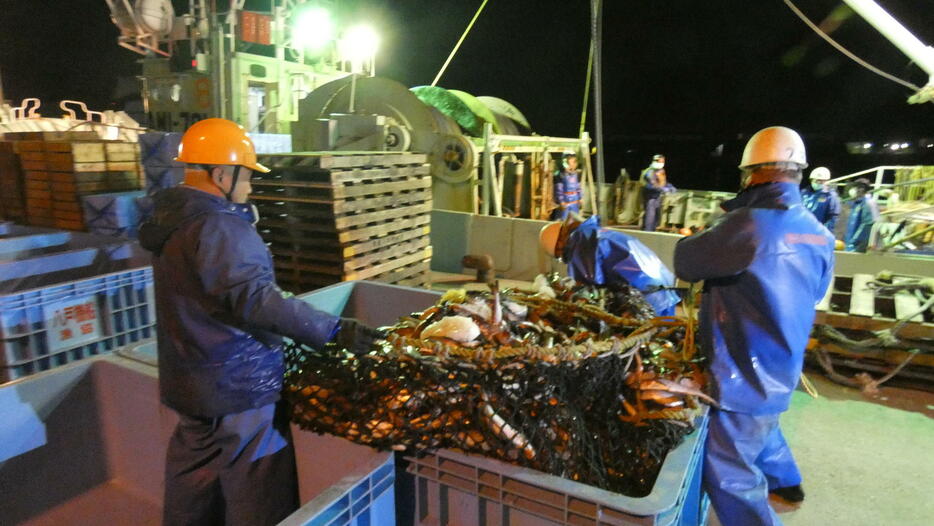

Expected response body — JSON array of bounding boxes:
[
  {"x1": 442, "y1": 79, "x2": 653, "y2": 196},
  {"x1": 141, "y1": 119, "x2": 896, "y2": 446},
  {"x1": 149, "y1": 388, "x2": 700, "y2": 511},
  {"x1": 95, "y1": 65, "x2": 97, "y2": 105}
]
[
  {"x1": 812, "y1": 273, "x2": 934, "y2": 384},
  {"x1": 0, "y1": 141, "x2": 27, "y2": 222},
  {"x1": 14, "y1": 140, "x2": 142, "y2": 230},
  {"x1": 253, "y1": 152, "x2": 433, "y2": 293}
]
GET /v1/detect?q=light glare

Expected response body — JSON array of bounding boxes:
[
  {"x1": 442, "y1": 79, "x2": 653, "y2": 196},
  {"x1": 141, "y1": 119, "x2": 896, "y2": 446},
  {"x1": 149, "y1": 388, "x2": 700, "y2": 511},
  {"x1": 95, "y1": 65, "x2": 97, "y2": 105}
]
[
  {"x1": 293, "y1": 6, "x2": 333, "y2": 51},
  {"x1": 340, "y1": 25, "x2": 380, "y2": 62}
]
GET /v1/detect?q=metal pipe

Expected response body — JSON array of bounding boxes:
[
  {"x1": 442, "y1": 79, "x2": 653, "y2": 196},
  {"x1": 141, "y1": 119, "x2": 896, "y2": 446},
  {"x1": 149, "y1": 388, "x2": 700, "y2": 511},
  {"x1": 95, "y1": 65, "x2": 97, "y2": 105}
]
[
  {"x1": 842, "y1": 0, "x2": 934, "y2": 80},
  {"x1": 481, "y1": 122, "x2": 492, "y2": 215},
  {"x1": 513, "y1": 157, "x2": 525, "y2": 216},
  {"x1": 590, "y1": 0, "x2": 605, "y2": 215}
]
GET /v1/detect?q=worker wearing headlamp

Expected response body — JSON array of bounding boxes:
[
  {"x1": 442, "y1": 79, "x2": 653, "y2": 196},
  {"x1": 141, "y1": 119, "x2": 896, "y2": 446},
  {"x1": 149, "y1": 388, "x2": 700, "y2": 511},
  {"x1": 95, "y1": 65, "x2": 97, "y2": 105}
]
[
  {"x1": 139, "y1": 118, "x2": 383, "y2": 525},
  {"x1": 673, "y1": 126, "x2": 835, "y2": 525}
]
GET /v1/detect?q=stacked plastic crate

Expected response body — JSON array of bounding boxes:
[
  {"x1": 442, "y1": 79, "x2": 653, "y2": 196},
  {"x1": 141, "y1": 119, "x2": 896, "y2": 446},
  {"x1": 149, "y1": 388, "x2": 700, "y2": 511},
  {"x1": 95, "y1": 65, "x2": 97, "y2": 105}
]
[
  {"x1": 0, "y1": 226, "x2": 154, "y2": 383},
  {"x1": 80, "y1": 190, "x2": 146, "y2": 238},
  {"x1": 139, "y1": 132, "x2": 185, "y2": 195},
  {"x1": 14, "y1": 139, "x2": 143, "y2": 230},
  {"x1": 0, "y1": 140, "x2": 27, "y2": 222},
  {"x1": 253, "y1": 152, "x2": 433, "y2": 293}
]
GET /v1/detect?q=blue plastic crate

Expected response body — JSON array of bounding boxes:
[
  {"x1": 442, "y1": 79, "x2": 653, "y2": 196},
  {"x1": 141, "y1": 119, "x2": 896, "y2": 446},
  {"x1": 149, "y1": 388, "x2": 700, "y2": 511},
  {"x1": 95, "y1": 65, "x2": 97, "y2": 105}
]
[
  {"x1": 144, "y1": 166, "x2": 185, "y2": 196},
  {"x1": 81, "y1": 191, "x2": 146, "y2": 238},
  {"x1": 284, "y1": 454, "x2": 396, "y2": 526},
  {"x1": 139, "y1": 132, "x2": 183, "y2": 167},
  {"x1": 0, "y1": 267, "x2": 155, "y2": 383}
]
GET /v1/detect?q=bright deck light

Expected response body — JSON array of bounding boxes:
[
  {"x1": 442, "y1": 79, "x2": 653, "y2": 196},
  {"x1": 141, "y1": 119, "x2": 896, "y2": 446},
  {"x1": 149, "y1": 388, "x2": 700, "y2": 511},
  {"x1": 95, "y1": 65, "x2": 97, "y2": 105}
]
[
  {"x1": 340, "y1": 25, "x2": 380, "y2": 63},
  {"x1": 292, "y1": 6, "x2": 333, "y2": 51}
]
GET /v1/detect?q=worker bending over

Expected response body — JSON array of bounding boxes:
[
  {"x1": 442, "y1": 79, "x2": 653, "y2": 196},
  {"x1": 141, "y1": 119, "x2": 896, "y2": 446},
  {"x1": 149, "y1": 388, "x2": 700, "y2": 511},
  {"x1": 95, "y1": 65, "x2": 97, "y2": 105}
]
[
  {"x1": 674, "y1": 126, "x2": 834, "y2": 525},
  {"x1": 140, "y1": 118, "x2": 382, "y2": 526},
  {"x1": 540, "y1": 214, "x2": 680, "y2": 316}
]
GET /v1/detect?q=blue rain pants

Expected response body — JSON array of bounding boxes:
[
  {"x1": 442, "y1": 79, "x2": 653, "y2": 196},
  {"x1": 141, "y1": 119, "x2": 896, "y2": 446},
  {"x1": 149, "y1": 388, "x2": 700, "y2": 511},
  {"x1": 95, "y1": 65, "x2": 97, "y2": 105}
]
[
  {"x1": 163, "y1": 401, "x2": 299, "y2": 526},
  {"x1": 643, "y1": 194, "x2": 662, "y2": 232},
  {"x1": 704, "y1": 409, "x2": 802, "y2": 526}
]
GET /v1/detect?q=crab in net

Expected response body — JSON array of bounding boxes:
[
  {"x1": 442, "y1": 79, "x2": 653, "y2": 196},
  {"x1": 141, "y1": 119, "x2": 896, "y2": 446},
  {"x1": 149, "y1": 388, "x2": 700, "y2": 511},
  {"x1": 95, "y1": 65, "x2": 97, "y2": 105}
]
[{"x1": 285, "y1": 275, "x2": 712, "y2": 496}]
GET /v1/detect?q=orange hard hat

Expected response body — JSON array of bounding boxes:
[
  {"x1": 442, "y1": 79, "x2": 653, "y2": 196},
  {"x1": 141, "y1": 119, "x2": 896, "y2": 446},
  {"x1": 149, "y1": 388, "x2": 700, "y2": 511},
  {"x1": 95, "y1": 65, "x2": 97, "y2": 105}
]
[
  {"x1": 539, "y1": 222, "x2": 563, "y2": 257},
  {"x1": 739, "y1": 126, "x2": 807, "y2": 169},
  {"x1": 175, "y1": 118, "x2": 270, "y2": 173}
]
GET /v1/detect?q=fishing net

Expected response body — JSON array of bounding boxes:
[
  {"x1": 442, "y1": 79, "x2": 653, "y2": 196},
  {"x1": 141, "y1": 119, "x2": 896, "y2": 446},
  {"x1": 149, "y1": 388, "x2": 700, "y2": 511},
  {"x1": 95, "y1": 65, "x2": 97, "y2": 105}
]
[{"x1": 284, "y1": 276, "x2": 708, "y2": 497}]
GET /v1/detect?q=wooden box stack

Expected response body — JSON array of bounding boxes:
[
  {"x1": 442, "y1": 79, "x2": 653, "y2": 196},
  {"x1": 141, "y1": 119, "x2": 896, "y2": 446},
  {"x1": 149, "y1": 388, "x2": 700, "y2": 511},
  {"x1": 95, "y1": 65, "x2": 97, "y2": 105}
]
[
  {"x1": 14, "y1": 139, "x2": 143, "y2": 230},
  {"x1": 0, "y1": 141, "x2": 27, "y2": 222},
  {"x1": 253, "y1": 152, "x2": 433, "y2": 293}
]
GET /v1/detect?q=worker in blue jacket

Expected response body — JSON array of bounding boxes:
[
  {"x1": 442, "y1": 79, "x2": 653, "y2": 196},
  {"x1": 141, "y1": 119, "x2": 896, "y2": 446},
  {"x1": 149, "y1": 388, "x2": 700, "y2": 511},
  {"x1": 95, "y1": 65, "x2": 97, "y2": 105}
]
[
  {"x1": 674, "y1": 127, "x2": 834, "y2": 525},
  {"x1": 552, "y1": 151, "x2": 583, "y2": 220},
  {"x1": 139, "y1": 119, "x2": 383, "y2": 526},
  {"x1": 801, "y1": 166, "x2": 841, "y2": 232},
  {"x1": 539, "y1": 214, "x2": 681, "y2": 316},
  {"x1": 641, "y1": 154, "x2": 676, "y2": 231},
  {"x1": 843, "y1": 178, "x2": 880, "y2": 252}
]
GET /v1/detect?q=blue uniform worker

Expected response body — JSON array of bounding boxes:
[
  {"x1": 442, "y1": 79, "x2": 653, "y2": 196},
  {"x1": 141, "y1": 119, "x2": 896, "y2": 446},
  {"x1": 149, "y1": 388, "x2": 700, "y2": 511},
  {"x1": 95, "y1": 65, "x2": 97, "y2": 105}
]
[
  {"x1": 675, "y1": 127, "x2": 834, "y2": 526},
  {"x1": 801, "y1": 167, "x2": 841, "y2": 231},
  {"x1": 843, "y1": 178, "x2": 880, "y2": 252},
  {"x1": 642, "y1": 154, "x2": 675, "y2": 231},
  {"x1": 552, "y1": 152, "x2": 582, "y2": 220},
  {"x1": 540, "y1": 215, "x2": 680, "y2": 316},
  {"x1": 140, "y1": 119, "x2": 381, "y2": 526}
]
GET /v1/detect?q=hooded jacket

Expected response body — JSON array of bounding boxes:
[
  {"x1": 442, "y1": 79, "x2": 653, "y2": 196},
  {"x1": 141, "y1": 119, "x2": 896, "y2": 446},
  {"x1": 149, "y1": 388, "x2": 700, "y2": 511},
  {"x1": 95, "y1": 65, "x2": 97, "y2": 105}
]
[
  {"x1": 139, "y1": 186, "x2": 340, "y2": 417},
  {"x1": 563, "y1": 216, "x2": 681, "y2": 316},
  {"x1": 674, "y1": 182, "x2": 834, "y2": 415}
]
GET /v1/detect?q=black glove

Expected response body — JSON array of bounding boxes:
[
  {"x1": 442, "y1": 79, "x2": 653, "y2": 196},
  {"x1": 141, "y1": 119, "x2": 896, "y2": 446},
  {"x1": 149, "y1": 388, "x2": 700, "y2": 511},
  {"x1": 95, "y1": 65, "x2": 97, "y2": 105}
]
[{"x1": 335, "y1": 318, "x2": 385, "y2": 355}]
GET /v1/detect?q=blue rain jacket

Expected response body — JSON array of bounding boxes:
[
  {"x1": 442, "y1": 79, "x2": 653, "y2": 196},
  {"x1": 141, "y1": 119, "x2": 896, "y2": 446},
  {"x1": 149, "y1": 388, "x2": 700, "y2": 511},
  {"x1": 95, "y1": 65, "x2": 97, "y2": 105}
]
[
  {"x1": 139, "y1": 187, "x2": 340, "y2": 418},
  {"x1": 563, "y1": 216, "x2": 681, "y2": 316},
  {"x1": 641, "y1": 167, "x2": 675, "y2": 199},
  {"x1": 801, "y1": 184, "x2": 841, "y2": 231},
  {"x1": 844, "y1": 195, "x2": 880, "y2": 252},
  {"x1": 674, "y1": 182, "x2": 834, "y2": 415},
  {"x1": 553, "y1": 170, "x2": 582, "y2": 219}
]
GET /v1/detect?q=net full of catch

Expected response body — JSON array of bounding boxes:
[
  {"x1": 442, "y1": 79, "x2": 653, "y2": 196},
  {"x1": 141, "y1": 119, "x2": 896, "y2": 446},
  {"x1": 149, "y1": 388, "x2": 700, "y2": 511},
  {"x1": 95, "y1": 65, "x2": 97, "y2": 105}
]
[{"x1": 285, "y1": 275, "x2": 710, "y2": 496}]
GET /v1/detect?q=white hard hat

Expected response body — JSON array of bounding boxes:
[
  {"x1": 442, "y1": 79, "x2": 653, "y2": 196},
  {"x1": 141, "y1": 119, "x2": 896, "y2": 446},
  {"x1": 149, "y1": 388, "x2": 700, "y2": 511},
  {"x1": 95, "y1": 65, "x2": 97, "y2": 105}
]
[
  {"x1": 739, "y1": 126, "x2": 807, "y2": 169},
  {"x1": 810, "y1": 166, "x2": 831, "y2": 181}
]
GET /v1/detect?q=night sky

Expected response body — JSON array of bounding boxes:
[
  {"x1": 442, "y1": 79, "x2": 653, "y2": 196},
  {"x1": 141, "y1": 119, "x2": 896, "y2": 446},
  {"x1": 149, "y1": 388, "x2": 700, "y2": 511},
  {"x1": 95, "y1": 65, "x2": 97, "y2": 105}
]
[{"x1": 1, "y1": 0, "x2": 932, "y2": 191}]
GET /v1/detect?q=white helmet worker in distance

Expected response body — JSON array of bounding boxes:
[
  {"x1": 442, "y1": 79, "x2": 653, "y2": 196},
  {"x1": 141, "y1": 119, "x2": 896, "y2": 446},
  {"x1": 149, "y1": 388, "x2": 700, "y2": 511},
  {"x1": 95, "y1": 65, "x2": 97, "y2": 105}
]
[
  {"x1": 738, "y1": 126, "x2": 807, "y2": 188},
  {"x1": 810, "y1": 167, "x2": 831, "y2": 181}
]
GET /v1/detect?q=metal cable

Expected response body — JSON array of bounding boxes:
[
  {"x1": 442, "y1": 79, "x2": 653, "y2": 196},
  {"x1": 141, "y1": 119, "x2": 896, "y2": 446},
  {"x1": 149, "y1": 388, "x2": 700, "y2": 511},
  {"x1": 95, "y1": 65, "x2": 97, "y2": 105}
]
[
  {"x1": 782, "y1": 0, "x2": 921, "y2": 91},
  {"x1": 430, "y1": 0, "x2": 492, "y2": 87}
]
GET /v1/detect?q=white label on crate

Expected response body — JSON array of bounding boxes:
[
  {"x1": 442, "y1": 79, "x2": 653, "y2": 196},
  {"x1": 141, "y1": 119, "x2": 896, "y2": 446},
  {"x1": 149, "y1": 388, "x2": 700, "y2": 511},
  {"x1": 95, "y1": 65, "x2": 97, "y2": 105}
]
[{"x1": 43, "y1": 297, "x2": 102, "y2": 353}]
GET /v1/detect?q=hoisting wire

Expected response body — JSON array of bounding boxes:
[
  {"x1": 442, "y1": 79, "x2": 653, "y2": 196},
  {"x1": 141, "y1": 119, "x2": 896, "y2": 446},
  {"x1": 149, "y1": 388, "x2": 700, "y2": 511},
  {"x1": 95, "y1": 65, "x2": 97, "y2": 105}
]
[
  {"x1": 782, "y1": 0, "x2": 920, "y2": 91},
  {"x1": 579, "y1": 33, "x2": 595, "y2": 138},
  {"x1": 431, "y1": 0, "x2": 492, "y2": 87}
]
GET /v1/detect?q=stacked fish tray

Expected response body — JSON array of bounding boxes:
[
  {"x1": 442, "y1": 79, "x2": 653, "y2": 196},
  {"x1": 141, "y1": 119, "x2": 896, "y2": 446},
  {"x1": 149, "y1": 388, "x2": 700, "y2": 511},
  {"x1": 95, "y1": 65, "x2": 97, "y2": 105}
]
[
  {"x1": 15, "y1": 139, "x2": 143, "y2": 230},
  {"x1": 254, "y1": 152, "x2": 432, "y2": 293},
  {"x1": 0, "y1": 141, "x2": 27, "y2": 222}
]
